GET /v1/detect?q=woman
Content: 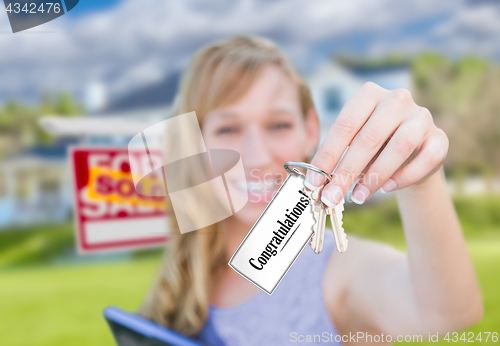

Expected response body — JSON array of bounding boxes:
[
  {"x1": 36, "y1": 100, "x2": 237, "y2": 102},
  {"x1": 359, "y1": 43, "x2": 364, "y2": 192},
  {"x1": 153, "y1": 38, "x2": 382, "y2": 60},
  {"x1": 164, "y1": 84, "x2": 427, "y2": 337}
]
[{"x1": 140, "y1": 36, "x2": 483, "y2": 345}]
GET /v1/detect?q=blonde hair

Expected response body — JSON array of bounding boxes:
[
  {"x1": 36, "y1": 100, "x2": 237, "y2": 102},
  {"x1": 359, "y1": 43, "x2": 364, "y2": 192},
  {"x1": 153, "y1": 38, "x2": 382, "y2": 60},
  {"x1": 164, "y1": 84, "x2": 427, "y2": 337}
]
[{"x1": 139, "y1": 35, "x2": 314, "y2": 336}]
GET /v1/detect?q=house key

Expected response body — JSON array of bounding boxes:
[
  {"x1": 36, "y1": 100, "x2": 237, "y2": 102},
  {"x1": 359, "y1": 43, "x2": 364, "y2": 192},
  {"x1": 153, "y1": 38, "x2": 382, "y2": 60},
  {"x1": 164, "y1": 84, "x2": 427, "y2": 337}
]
[
  {"x1": 326, "y1": 199, "x2": 348, "y2": 252},
  {"x1": 309, "y1": 186, "x2": 328, "y2": 254},
  {"x1": 287, "y1": 162, "x2": 348, "y2": 254}
]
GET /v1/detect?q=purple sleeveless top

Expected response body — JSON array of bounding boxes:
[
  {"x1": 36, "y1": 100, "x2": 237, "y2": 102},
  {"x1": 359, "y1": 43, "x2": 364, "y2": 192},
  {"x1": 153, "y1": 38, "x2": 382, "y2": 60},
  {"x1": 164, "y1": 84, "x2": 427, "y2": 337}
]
[{"x1": 196, "y1": 232, "x2": 341, "y2": 345}]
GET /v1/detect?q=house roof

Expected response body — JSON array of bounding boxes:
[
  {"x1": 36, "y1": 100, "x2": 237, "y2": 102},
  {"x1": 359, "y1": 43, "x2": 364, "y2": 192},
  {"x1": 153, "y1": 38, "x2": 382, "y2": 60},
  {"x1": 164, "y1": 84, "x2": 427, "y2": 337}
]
[
  {"x1": 0, "y1": 138, "x2": 77, "y2": 169},
  {"x1": 103, "y1": 71, "x2": 181, "y2": 113},
  {"x1": 39, "y1": 106, "x2": 170, "y2": 136}
]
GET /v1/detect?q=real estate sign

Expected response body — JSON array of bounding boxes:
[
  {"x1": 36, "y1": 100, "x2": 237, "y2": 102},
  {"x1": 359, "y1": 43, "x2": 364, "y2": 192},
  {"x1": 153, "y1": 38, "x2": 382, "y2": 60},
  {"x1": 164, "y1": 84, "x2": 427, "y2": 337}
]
[{"x1": 70, "y1": 147, "x2": 169, "y2": 253}]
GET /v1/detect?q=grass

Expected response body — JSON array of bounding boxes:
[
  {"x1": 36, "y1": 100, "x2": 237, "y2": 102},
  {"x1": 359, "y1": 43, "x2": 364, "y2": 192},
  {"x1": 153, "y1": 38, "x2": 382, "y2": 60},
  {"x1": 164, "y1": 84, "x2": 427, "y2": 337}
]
[
  {"x1": 342, "y1": 195, "x2": 500, "y2": 344},
  {"x1": 0, "y1": 240, "x2": 498, "y2": 346},
  {"x1": 0, "y1": 259, "x2": 160, "y2": 346},
  {"x1": 341, "y1": 194, "x2": 500, "y2": 252},
  {"x1": 406, "y1": 239, "x2": 500, "y2": 345},
  {"x1": 0, "y1": 195, "x2": 499, "y2": 345},
  {"x1": 0, "y1": 223, "x2": 74, "y2": 268},
  {"x1": 468, "y1": 240, "x2": 500, "y2": 332}
]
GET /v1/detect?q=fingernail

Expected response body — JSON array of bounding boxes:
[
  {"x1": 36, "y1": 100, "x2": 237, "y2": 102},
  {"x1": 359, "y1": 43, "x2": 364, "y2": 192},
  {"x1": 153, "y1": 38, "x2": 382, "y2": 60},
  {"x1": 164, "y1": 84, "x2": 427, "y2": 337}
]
[
  {"x1": 305, "y1": 171, "x2": 325, "y2": 191},
  {"x1": 351, "y1": 185, "x2": 370, "y2": 205},
  {"x1": 381, "y1": 179, "x2": 397, "y2": 193},
  {"x1": 321, "y1": 185, "x2": 343, "y2": 208}
]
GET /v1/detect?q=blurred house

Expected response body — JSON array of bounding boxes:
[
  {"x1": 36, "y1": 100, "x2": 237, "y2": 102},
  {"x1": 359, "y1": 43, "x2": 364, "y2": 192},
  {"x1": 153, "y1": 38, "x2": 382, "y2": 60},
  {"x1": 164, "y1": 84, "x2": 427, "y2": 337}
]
[
  {"x1": 40, "y1": 106, "x2": 172, "y2": 146},
  {"x1": 0, "y1": 142, "x2": 74, "y2": 228},
  {"x1": 29, "y1": 82, "x2": 177, "y2": 231},
  {"x1": 24, "y1": 60, "x2": 411, "y2": 228},
  {"x1": 0, "y1": 73, "x2": 179, "y2": 230},
  {"x1": 43, "y1": 61, "x2": 411, "y2": 144},
  {"x1": 41, "y1": 72, "x2": 180, "y2": 145},
  {"x1": 307, "y1": 59, "x2": 411, "y2": 139}
]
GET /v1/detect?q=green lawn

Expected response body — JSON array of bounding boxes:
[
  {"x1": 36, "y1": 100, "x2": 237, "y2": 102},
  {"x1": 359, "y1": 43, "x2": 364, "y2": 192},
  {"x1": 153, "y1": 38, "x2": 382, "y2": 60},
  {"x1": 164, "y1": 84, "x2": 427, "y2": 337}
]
[
  {"x1": 0, "y1": 223, "x2": 75, "y2": 268},
  {"x1": 0, "y1": 259, "x2": 160, "y2": 346},
  {"x1": 0, "y1": 240, "x2": 498, "y2": 346},
  {"x1": 0, "y1": 195, "x2": 499, "y2": 345}
]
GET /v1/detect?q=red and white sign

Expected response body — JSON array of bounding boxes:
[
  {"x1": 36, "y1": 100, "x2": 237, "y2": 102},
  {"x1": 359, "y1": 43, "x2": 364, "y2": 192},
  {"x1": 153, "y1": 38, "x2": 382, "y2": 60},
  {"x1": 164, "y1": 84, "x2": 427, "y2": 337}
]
[{"x1": 70, "y1": 147, "x2": 169, "y2": 253}]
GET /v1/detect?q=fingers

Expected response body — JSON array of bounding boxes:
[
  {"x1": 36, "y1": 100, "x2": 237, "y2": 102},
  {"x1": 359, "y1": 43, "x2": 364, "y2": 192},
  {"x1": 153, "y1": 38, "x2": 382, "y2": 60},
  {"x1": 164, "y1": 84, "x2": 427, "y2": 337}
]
[
  {"x1": 305, "y1": 83, "x2": 447, "y2": 206},
  {"x1": 320, "y1": 91, "x2": 409, "y2": 207},
  {"x1": 349, "y1": 109, "x2": 432, "y2": 204},
  {"x1": 382, "y1": 128, "x2": 448, "y2": 192},
  {"x1": 304, "y1": 82, "x2": 385, "y2": 190}
]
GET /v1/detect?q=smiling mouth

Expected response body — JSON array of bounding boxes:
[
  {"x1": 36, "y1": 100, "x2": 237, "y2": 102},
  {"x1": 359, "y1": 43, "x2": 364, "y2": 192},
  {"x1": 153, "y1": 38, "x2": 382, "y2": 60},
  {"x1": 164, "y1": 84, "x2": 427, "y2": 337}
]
[{"x1": 231, "y1": 180, "x2": 280, "y2": 203}]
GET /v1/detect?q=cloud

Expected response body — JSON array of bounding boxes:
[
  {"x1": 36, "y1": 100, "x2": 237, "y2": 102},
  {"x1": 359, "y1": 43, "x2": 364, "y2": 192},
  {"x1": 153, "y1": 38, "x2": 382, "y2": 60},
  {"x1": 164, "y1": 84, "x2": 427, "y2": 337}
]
[
  {"x1": 0, "y1": 0, "x2": 497, "y2": 104},
  {"x1": 431, "y1": 3, "x2": 500, "y2": 57}
]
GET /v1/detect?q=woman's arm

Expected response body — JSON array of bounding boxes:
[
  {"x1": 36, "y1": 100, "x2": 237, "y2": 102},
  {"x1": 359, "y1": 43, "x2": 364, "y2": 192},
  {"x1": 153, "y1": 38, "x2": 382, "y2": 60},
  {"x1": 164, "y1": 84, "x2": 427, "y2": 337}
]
[
  {"x1": 324, "y1": 168, "x2": 482, "y2": 338},
  {"x1": 307, "y1": 82, "x2": 483, "y2": 337}
]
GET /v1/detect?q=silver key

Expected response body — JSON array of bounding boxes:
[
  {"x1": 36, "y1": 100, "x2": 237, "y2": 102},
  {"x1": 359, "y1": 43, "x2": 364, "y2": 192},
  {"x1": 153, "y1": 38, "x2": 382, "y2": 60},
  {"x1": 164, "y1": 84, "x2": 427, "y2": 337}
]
[
  {"x1": 311, "y1": 199, "x2": 327, "y2": 254},
  {"x1": 326, "y1": 199, "x2": 348, "y2": 252},
  {"x1": 307, "y1": 186, "x2": 327, "y2": 254}
]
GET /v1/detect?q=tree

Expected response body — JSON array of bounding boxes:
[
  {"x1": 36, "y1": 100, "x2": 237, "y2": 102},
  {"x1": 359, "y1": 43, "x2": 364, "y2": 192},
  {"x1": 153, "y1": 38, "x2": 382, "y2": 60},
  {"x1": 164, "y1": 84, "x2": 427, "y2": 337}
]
[
  {"x1": 412, "y1": 53, "x2": 500, "y2": 187},
  {"x1": 0, "y1": 93, "x2": 84, "y2": 158}
]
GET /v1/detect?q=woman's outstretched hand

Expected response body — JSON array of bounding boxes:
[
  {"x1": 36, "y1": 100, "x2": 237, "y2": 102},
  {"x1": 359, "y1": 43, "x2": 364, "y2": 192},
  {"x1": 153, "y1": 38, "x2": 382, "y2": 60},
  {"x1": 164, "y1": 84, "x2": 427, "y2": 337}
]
[
  {"x1": 315, "y1": 84, "x2": 483, "y2": 337},
  {"x1": 305, "y1": 82, "x2": 449, "y2": 206}
]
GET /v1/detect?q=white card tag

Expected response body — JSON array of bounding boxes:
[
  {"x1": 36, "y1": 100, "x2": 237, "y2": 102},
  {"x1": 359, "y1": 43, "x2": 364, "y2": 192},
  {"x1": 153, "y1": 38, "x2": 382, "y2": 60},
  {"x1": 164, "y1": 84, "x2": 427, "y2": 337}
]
[{"x1": 229, "y1": 172, "x2": 315, "y2": 294}]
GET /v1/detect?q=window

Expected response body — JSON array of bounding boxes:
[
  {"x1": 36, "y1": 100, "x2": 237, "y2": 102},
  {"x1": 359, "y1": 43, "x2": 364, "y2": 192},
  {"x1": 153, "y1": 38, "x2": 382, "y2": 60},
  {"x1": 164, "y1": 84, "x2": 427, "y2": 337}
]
[
  {"x1": 324, "y1": 86, "x2": 342, "y2": 114},
  {"x1": 39, "y1": 179, "x2": 60, "y2": 195},
  {"x1": 15, "y1": 171, "x2": 31, "y2": 207}
]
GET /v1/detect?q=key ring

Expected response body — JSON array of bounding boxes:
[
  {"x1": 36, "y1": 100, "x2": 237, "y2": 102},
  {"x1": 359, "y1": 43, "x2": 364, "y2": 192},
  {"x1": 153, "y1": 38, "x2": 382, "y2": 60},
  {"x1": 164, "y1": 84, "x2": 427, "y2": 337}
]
[{"x1": 284, "y1": 161, "x2": 332, "y2": 183}]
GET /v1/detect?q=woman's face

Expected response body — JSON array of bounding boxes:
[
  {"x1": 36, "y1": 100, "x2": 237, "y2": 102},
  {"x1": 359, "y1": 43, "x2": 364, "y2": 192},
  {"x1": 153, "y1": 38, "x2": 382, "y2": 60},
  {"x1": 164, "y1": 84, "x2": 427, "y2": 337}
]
[{"x1": 202, "y1": 65, "x2": 319, "y2": 225}]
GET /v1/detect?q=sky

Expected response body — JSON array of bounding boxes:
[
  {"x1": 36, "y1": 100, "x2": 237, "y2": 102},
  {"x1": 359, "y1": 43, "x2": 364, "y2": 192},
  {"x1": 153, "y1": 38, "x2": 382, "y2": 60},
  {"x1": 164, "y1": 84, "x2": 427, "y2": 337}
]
[
  {"x1": 0, "y1": 0, "x2": 499, "y2": 105},
  {"x1": 65, "y1": 0, "x2": 122, "y2": 17}
]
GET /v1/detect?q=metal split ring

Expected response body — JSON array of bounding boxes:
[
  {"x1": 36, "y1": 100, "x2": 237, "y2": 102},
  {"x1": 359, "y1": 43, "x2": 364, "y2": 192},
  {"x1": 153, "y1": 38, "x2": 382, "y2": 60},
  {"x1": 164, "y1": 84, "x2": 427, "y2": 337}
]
[{"x1": 284, "y1": 161, "x2": 332, "y2": 183}]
